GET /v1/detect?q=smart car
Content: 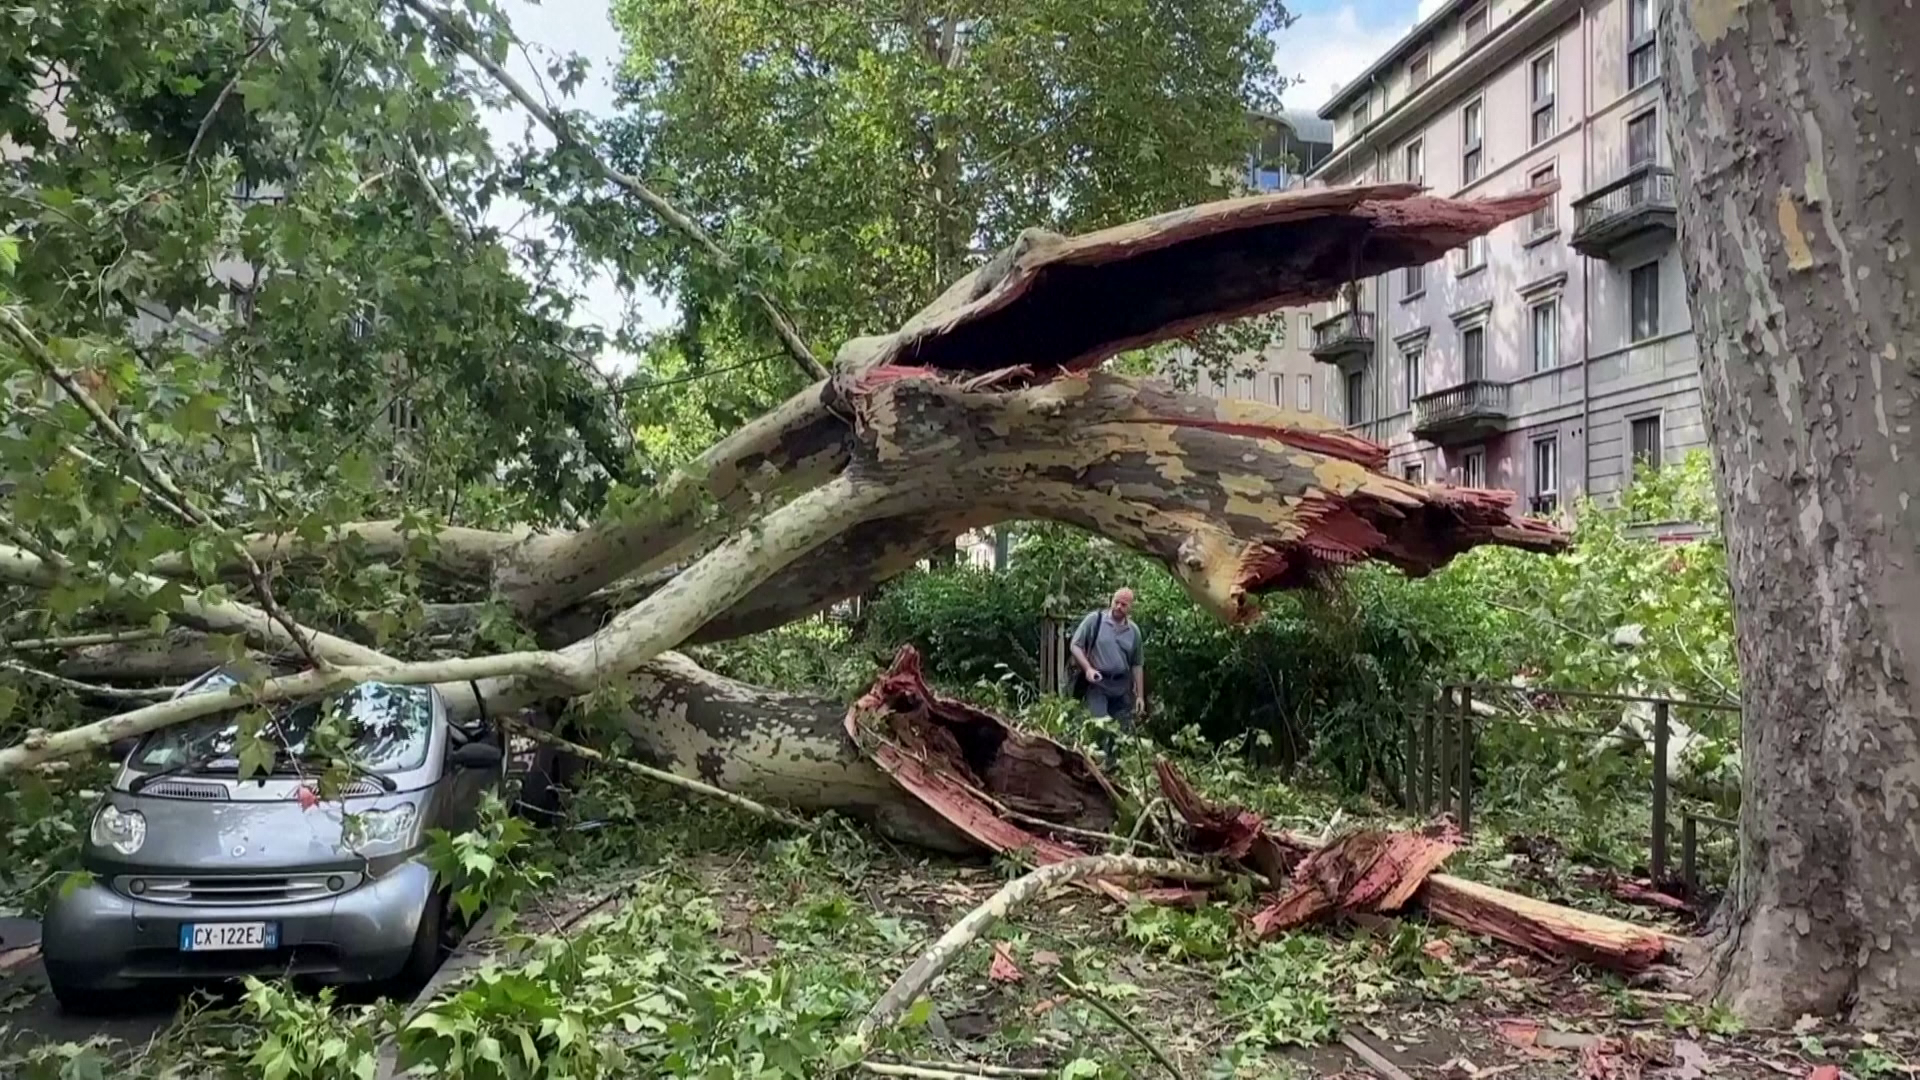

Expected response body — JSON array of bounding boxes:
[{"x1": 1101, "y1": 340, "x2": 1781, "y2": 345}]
[{"x1": 40, "y1": 667, "x2": 505, "y2": 1012}]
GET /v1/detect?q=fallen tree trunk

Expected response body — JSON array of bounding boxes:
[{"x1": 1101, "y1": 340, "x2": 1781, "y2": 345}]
[{"x1": 4, "y1": 183, "x2": 1569, "y2": 844}]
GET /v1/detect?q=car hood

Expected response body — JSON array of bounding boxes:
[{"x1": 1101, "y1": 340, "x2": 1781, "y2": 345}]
[{"x1": 98, "y1": 793, "x2": 421, "y2": 874}]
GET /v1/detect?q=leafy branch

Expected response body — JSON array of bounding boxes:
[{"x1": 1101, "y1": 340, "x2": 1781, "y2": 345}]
[
  {"x1": 0, "y1": 309, "x2": 330, "y2": 670},
  {"x1": 391, "y1": 0, "x2": 829, "y2": 382}
]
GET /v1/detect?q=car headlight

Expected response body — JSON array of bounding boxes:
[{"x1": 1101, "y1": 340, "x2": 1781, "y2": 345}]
[
  {"x1": 344, "y1": 804, "x2": 419, "y2": 854},
  {"x1": 91, "y1": 806, "x2": 146, "y2": 855}
]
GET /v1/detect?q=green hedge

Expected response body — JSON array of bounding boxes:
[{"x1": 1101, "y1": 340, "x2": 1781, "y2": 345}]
[{"x1": 863, "y1": 525, "x2": 1476, "y2": 791}]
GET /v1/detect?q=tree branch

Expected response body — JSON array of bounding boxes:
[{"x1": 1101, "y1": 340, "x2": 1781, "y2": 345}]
[
  {"x1": 2, "y1": 629, "x2": 166, "y2": 652},
  {"x1": 0, "y1": 542, "x2": 390, "y2": 672},
  {"x1": 392, "y1": 0, "x2": 828, "y2": 382},
  {"x1": 504, "y1": 718, "x2": 810, "y2": 830},
  {"x1": 856, "y1": 856, "x2": 1222, "y2": 1043},
  {"x1": 185, "y1": 26, "x2": 278, "y2": 166},
  {"x1": 0, "y1": 473, "x2": 895, "y2": 771},
  {"x1": 0, "y1": 651, "x2": 570, "y2": 775},
  {"x1": 0, "y1": 660, "x2": 177, "y2": 702}
]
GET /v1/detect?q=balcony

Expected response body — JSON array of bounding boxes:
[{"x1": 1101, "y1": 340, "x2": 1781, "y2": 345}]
[
  {"x1": 1570, "y1": 164, "x2": 1676, "y2": 260},
  {"x1": 1411, "y1": 379, "x2": 1511, "y2": 445},
  {"x1": 1310, "y1": 310, "x2": 1375, "y2": 371}
]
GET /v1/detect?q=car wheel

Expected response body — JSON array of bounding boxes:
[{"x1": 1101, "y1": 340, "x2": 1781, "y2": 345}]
[
  {"x1": 390, "y1": 892, "x2": 449, "y2": 994},
  {"x1": 45, "y1": 964, "x2": 137, "y2": 1016},
  {"x1": 513, "y1": 742, "x2": 582, "y2": 826}
]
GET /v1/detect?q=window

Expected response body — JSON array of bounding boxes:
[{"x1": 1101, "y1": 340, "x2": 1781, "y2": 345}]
[
  {"x1": 1409, "y1": 52, "x2": 1431, "y2": 89},
  {"x1": 1405, "y1": 462, "x2": 1425, "y2": 485},
  {"x1": 1272, "y1": 375, "x2": 1284, "y2": 406},
  {"x1": 1529, "y1": 164, "x2": 1558, "y2": 233},
  {"x1": 1460, "y1": 447, "x2": 1487, "y2": 488},
  {"x1": 1462, "y1": 100, "x2": 1485, "y2": 183},
  {"x1": 1462, "y1": 325, "x2": 1486, "y2": 381},
  {"x1": 1403, "y1": 347, "x2": 1424, "y2": 406},
  {"x1": 1455, "y1": 235, "x2": 1486, "y2": 275},
  {"x1": 388, "y1": 395, "x2": 419, "y2": 435},
  {"x1": 1296, "y1": 374, "x2": 1313, "y2": 411},
  {"x1": 1630, "y1": 260, "x2": 1661, "y2": 340},
  {"x1": 1530, "y1": 299, "x2": 1559, "y2": 372},
  {"x1": 1464, "y1": 3, "x2": 1489, "y2": 44},
  {"x1": 1627, "y1": 110, "x2": 1658, "y2": 167},
  {"x1": 1628, "y1": 0, "x2": 1658, "y2": 88},
  {"x1": 1354, "y1": 99, "x2": 1371, "y2": 129},
  {"x1": 1631, "y1": 415, "x2": 1663, "y2": 472},
  {"x1": 1299, "y1": 313, "x2": 1313, "y2": 342},
  {"x1": 1531, "y1": 437, "x2": 1560, "y2": 514},
  {"x1": 1345, "y1": 370, "x2": 1367, "y2": 423},
  {"x1": 1404, "y1": 139, "x2": 1425, "y2": 185},
  {"x1": 1404, "y1": 262, "x2": 1425, "y2": 296},
  {"x1": 1530, "y1": 52, "x2": 1556, "y2": 146}
]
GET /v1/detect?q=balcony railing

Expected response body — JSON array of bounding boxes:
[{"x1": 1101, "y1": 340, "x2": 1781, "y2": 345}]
[
  {"x1": 1570, "y1": 164, "x2": 1677, "y2": 258},
  {"x1": 1411, "y1": 379, "x2": 1511, "y2": 443},
  {"x1": 1310, "y1": 310, "x2": 1376, "y2": 369}
]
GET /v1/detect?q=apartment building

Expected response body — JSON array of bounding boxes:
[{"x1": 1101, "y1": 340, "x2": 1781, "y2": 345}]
[
  {"x1": 1305, "y1": 0, "x2": 1695, "y2": 515},
  {"x1": 1181, "y1": 109, "x2": 1345, "y2": 422}
]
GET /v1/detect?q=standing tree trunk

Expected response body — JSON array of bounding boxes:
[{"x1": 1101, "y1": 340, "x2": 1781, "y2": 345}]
[{"x1": 1662, "y1": 0, "x2": 1920, "y2": 1026}]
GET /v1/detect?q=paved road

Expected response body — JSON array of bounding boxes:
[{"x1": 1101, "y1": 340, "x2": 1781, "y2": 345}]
[
  {"x1": 1, "y1": 951, "x2": 191, "y2": 1054},
  {"x1": 0, "y1": 918, "x2": 244, "y2": 1057}
]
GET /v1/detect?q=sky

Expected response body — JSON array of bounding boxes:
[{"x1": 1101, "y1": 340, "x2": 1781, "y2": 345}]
[{"x1": 474, "y1": 0, "x2": 1431, "y2": 376}]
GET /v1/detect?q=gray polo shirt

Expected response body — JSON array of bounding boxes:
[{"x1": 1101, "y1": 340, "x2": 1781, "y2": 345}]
[{"x1": 1073, "y1": 611, "x2": 1143, "y2": 677}]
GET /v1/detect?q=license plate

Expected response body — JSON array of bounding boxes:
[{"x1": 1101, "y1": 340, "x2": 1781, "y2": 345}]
[{"x1": 178, "y1": 922, "x2": 278, "y2": 952}]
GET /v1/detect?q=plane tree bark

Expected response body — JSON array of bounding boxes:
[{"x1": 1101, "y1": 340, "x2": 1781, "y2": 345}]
[
  {"x1": 1, "y1": 183, "x2": 1565, "y2": 849},
  {"x1": 1662, "y1": 0, "x2": 1920, "y2": 1026}
]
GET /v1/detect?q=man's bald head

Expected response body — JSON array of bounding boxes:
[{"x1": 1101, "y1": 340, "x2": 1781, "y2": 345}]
[{"x1": 1110, "y1": 587, "x2": 1134, "y2": 622}]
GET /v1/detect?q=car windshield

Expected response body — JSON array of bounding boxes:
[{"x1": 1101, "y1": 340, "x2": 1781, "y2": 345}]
[{"x1": 133, "y1": 681, "x2": 436, "y2": 775}]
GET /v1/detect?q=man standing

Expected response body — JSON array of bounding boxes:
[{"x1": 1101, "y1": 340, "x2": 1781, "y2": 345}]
[{"x1": 1069, "y1": 588, "x2": 1146, "y2": 763}]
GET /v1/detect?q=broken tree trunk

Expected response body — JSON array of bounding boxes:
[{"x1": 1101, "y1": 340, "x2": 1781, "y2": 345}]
[
  {"x1": 847, "y1": 646, "x2": 1124, "y2": 862},
  {"x1": 1421, "y1": 874, "x2": 1678, "y2": 973},
  {"x1": 3, "y1": 184, "x2": 1567, "y2": 844},
  {"x1": 1153, "y1": 762, "x2": 1682, "y2": 974}
]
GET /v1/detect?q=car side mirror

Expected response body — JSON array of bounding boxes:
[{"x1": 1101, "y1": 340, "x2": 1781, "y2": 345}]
[{"x1": 448, "y1": 741, "x2": 504, "y2": 771}]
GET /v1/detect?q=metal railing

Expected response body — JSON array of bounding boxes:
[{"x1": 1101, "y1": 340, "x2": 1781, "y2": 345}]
[
  {"x1": 1573, "y1": 163, "x2": 1676, "y2": 234},
  {"x1": 1404, "y1": 683, "x2": 1742, "y2": 892},
  {"x1": 1311, "y1": 310, "x2": 1376, "y2": 352},
  {"x1": 1412, "y1": 379, "x2": 1509, "y2": 428}
]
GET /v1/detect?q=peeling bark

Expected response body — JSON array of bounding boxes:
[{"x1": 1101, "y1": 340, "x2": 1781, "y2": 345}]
[
  {"x1": 170, "y1": 184, "x2": 1558, "y2": 629},
  {"x1": 5, "y1": 185, "x2": 1568, "y2": 853},
  {"x1": 1662, "y1": 0, "x2": 1920, "y2": 1026}
]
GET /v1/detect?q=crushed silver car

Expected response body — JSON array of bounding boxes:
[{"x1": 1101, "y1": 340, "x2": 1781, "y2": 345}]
[{"x1": 41, "y1": 667, "x2": 505, "y2": 1013}]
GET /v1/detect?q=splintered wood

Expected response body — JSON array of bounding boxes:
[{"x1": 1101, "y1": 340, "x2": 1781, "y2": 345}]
[
  {"x1": 844, "y1": 660, "x2": 1682, "y2": 978},
  {"x1": 1422, "y1": 873, "x2": 1678, "y2": 972},
  {"x1": 1251, "y1": 826, "x2": 1461, "y2": 936},
  {"x1": 1152, "y1": 761, "x2": 1681, "y2": 974}
]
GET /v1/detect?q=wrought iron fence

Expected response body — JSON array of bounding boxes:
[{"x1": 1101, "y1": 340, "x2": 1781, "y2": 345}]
[{"x1": 1403, "y1": 683, "x2": 1741, "y2": 892}]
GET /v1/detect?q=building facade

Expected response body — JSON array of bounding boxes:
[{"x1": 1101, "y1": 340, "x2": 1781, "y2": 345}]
[
  {"x1": 1305, "y1": 0, "x2": 1693, "y2": 514},
  {"x1": 1183, "y1": 109, "x2": 1345, "y2": 421}
]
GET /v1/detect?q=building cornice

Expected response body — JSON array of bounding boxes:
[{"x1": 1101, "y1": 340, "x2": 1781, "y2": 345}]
[
  {"x1": 1450, "y1": 300, "x2": 1495, "y2": 326},
  {"x1": 1310, "y1": 0, "x2": 1580, "y2": 180},
  {"x1": 1519, "y1": 270, "x2": 1570, "y2": 297}
]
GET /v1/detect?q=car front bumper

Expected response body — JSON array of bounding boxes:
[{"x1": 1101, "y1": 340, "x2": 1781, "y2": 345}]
[{"x1": 40, "y1": 860, "x2": 437, "y2": 992}]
